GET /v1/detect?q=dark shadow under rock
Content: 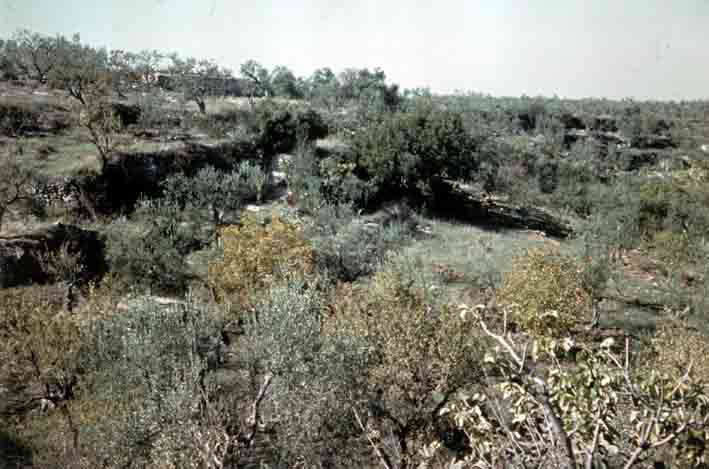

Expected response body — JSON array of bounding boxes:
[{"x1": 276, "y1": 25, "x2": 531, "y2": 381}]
[{"x1": 0, "y1": 223, "x2": 107, "y2": 288}]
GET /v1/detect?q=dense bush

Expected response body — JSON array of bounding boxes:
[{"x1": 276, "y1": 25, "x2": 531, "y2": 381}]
[
  {"x1": 105, "y1": 163, "x2": 269, "y2": 294},
  {"x1": 0, "y1": 103, "x2": 40, "y2": 136},
  {"x1": 161, "y1": 162, "x2": 266, "y2": 218},
  {"x1": 311, "y1": 218, "x2": 415, "y2": 282},
  {"x1": 324, "y1": 268, "x2": 483, "y2": 467},
  {"x1": 496, "y1": 248, "x2": 592, "y2": 337},
  {"x1": 283, "y1": 144, "x2": 369, "y2": 211},
  {"x1": 72, "y1": 298, "x2": 223, "y2": 469},
  {"x1": 348, "y1": 101, "x2": 484, "y2": 203},
  {"x1": 105, "y1": 198, "x2": 200, "y2": 294},
  {"x1": 245, "y1": 102, "x2": 328, "y2": 157},
  {"x1": 207, "y1": 213, "x2": 313, "y2": 307}
]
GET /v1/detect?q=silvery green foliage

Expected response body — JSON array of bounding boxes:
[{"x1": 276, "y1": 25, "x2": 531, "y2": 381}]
[
  {"x1": 238, "y1": 277, "x2": 370, "y2": 465},
  {"x1": 311, "y1": 218, "x2": 415, "y2": 282},
  {"x1": 161, "y1": 164, "x2": 264, "y2": 215},
  {"x1": 576, "y1": 174, "x2": 642, "y2": 252},
  {"x1": 235, "y1": 160, "x2": 268, "y2": 202},
  {"x1": 161, "y1": 163, "x2": 266, "y2": 225},
  {"x1": 242, "y1": 277, "x2": 323, "y2": 378},
  {"x1": 106, "y1": 198, "x2": 196, "y2": 293},
  {"x1": 107, "y1": 163, "x2": 268, "y2": 293},
  {"x1": 78, "y1": 298, "x2": 222, "y2": 468}
]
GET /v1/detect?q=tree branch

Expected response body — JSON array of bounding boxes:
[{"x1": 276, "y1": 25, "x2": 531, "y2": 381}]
[
  {"x1": 243, "y1": 372, "x2": 272, "y2": 446},
  {"x1": 354, "y1": 407, "x2": 393, "y2": 469}
]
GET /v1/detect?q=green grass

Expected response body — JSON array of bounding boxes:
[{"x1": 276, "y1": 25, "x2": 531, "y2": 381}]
[
  {"x1": 389, "y1": 217, "x2": 559, "y2": 304},
  {"x1": 16, "y1": 134, "x2": 100, "y2": 177}
]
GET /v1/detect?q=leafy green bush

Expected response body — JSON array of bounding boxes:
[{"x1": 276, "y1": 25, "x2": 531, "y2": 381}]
[
  {"x1": 162, "y1": 162, "x2": 266, "y2": 214},
  {"x1": 105, "y1": 199, "x2": 199, "y2": 294},
  {"x1": 294, "y1": 108, "x2": 329, "y2": 141},
  {"x1": 0, "y1": 103, "x2": 40, "y2": 136},
  {"x1": 283, "y1": 144, "x2": 369, "y2": 212},
  {"x1": 348, "y1": 101, "x2": 484, "y2": 203},
  {"x1": 245, "y1": 102, "x2": 328, "y2": 157}
]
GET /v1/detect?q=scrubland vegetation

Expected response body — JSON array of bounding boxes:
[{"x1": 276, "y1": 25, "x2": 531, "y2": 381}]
[{"x1": 1, "y1": 29, "x2": 709, "y2": 469}]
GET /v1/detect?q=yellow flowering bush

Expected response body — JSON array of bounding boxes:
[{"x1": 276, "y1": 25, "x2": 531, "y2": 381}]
[
  {"x1": 496, "y1": 248, "x2": 591, "y2": 337},
  {"x1": 208, "y1": 213, "x2": 313, "y2": 307}
]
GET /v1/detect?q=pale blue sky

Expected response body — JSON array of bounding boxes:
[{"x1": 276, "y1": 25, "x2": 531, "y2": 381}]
[{"x1": 1, "y1": 0, "x2": 707, "y2": 100}]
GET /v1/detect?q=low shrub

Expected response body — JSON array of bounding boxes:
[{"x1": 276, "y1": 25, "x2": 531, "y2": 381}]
[
  {"x1": 207, "y1": 213, "x2": 313, "y2": 307},
  {"x1": 0, "y1": 103, "x2": 40, "y2": 136},
  {"x1": 323, "y1": 267, "x2": 483, "y2": 467},
  {"x1": 652, "y1": 320, "x2": 709, "y2": 387},
  {"x1": 312, "y1": 217, "x2": 416, "y2": 282},
  {"x1": 650, "y1": 321, "x2": 709, "y2": 466},
  {"x1": 105, "y1": 199, "x2": 199, "y2": 294},
  {"x1": 496, "y1": 248, "x2": 592, "y2": 337},
  {"x1": 74, "y1": 297, "x2": 224, "y2": 469}
]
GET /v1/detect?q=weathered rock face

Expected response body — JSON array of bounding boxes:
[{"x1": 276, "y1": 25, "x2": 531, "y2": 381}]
[
  {"x1": 429, "y1": 177, "x2": 574, "y2": 238},
  {"x1": 632, "y1": 135, "x2": 676, "y2": 150},
  {"x1": 0, "y1": 223, "x2": 107, "y2": 288},
  {"x1": 75, "y1": 140, "x2": 260, "y2": 215}
]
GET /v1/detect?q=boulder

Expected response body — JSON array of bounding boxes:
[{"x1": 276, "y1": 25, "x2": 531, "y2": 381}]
[
  {"x1": 633, "y1": 135, "x2": 676, "y2": 150},
  {"x1": 620, "y1": 149, "x2": 659, "y2": 171},
  {"x1": 701, "y1": 144, "x2": 709, "y2": 154},
  {"x1": 429, "y1": 177, "x2": 574, "y2": 238},
  {"x1": 590, "y1": 115, "x2": 618, "y2": 132},
  {"x1": 0, "y1": 223, "x2": 107, "y2": 288},
  {"x1": 560, "y1": 113, "x2": 585, "y2": 130}
]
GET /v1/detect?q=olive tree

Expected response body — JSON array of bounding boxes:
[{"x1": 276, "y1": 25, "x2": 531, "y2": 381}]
[
  {"x1": 270, "y1": 65, "x2": 302, "y2": 99},
  {"x1": 160, "y1": 162, "x2": 267, "y2": 237},
  {"x1": 0, "y1": 145, "x2": 39, "y2": 232},
  {"x1": 11, "y1": 29, "x2": 62, "y2": 83},
  {"x1": 0, "y1": 37, "x2": 20, "y2": 80},
  {"x1": 49, "y1": 34, "x2": 123, "y2": 176},
  {"x1": 239, "y1": 59, "x2": 271, "y2": 102},
  {"x1": 130, "y1": 49, "x2": 164, "y2": 91},
  {"x1": 168, "y1": 54, "x2": 231, "y2": 114}
]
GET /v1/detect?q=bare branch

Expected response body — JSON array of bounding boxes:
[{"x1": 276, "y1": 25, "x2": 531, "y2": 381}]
[
  {"x1": 354, "y1": 407, "x2": 393, "y2": 469},
  {"x1": 243, "y1": 372, "x2": 273, "y2": 446},
  {"x1": 585, "y1": 414, "x2": 603, "y2": 469}
]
